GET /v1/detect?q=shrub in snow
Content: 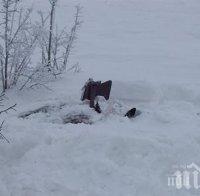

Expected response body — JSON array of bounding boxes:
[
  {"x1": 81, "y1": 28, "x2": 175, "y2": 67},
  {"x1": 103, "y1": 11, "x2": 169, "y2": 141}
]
[
  {"x1": 0, "y1": 0, "x2": 38, "y2": 91},
  {"x1": 38, "y1": 1, "x2": 82, "y2": 73},
  {"x1": 0, "y1": 0, "x2": 82, "y2": 91}
]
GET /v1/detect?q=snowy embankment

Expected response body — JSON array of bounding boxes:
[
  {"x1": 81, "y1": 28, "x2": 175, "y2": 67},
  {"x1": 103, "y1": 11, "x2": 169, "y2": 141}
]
[{"x1": 1, "y1": 0, "x2": 200, "y2": 195}]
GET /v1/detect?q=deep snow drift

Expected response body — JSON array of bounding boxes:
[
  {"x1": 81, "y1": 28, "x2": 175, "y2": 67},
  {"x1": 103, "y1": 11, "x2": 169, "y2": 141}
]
[{"x1": 1, "y1": 0, "x2": 200, "y2": 196}]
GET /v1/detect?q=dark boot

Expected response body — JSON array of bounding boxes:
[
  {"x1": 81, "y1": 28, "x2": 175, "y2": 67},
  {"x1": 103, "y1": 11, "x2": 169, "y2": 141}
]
[{"x1": 94, "y1": 102, "x2": 102, "y2": 113}]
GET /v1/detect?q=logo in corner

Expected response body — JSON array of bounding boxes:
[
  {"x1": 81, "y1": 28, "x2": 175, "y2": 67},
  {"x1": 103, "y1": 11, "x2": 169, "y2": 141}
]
[{"x1": 168, "y1": 163, "x2": 200, "y2": 190}]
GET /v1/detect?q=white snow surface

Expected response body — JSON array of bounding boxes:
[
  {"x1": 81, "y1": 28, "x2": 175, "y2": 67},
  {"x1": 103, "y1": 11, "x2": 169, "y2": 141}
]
[{"x1": 1, "y1": 0, "x2": 200, "y2": 195}]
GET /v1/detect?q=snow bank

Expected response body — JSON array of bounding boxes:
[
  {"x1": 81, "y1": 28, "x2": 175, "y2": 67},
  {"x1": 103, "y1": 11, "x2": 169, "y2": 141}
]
[{"x1": 0, "y1": 0, "x2": 200, "y2": 196}]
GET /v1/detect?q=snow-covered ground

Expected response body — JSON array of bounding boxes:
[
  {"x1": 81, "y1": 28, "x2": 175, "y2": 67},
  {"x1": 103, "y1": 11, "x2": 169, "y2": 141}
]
[{"x1": 1, "y1": 0, "x2": 200, "y2": 195}]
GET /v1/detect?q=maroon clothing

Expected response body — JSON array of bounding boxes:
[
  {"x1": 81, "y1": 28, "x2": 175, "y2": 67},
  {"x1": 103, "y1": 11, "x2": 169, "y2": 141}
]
[{"x1": 81, "y1": 79, "x2": 112, "y2": 108}]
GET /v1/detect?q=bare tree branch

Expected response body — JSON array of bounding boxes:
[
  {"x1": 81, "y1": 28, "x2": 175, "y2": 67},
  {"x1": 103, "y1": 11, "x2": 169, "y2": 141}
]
[
  {"x1": 63, "y1": 5, "x2": 82, "y2": 70},
  {"x1": 0, "y1": 103, "x2": 16, "y2": 114},
  {"x1": 0, "y1": 121, "x2": 10, "y2": 143}
]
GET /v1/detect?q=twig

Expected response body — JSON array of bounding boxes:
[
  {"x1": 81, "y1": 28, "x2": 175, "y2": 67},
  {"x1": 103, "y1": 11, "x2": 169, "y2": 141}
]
[
  {"x1": 0, "y1": 121, "x2": 10, "y2": 143},
  {"x1": 29, "y1": 83, "x2": 53, "y2": 91},
  {"x1": 0, "y1": 103, "x2": 17, "y2": 115}
]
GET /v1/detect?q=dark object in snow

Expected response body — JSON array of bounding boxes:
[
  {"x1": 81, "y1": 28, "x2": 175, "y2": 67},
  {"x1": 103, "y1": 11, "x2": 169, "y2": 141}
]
[
  {"x1": 19, "y1": 105, "x2": 52, "y2": 118},
  {"x1": 18, "y1": 103, "x2": 66, "y2": 119},
  {"x1": 63, "y1": 114, "x2": 92, "y2": 124},
  {"x1": 94, "y1": 102, "x2": 102, "y2": 113},
  {"x1": 81, "y1": 78, "x2": 112, "y2": 110},
  {"x1": 125, "y1": 108, "x2": 136, "y2": 118}
]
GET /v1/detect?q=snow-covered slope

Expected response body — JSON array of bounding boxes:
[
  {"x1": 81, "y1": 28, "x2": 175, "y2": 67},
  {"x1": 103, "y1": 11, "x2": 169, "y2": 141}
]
[{"x1": 1, "y1": 0, "x2": 200, "y2": 195}]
